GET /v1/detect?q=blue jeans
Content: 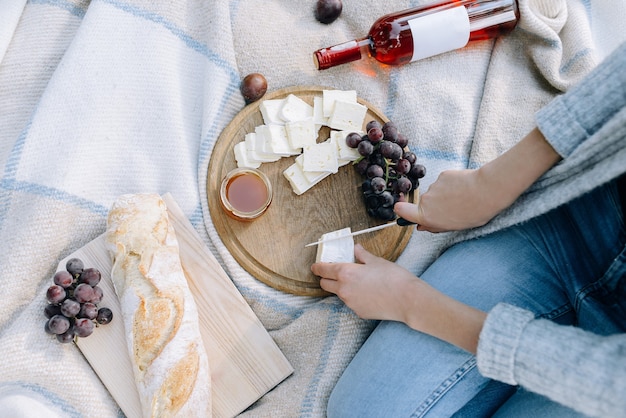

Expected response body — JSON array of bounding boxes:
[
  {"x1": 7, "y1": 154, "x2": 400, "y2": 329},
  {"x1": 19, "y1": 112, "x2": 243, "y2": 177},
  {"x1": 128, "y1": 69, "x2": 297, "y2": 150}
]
[{"x1": 327, "y1": 179, "x2": 626, "y2": 417}]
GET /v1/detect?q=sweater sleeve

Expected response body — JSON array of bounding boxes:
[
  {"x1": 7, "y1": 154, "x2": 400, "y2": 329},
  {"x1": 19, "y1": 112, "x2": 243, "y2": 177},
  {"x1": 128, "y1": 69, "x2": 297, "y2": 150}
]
[
  {"x1": 535, "y1": 42, "x2": 626, "y2": 158},
  {"x1": 477, "y1": 303, "x2": 626, "y2": 417}
]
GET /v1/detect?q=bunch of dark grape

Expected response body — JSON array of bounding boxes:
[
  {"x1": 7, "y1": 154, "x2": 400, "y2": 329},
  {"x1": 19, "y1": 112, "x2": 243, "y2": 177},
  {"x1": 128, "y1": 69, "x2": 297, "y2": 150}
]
[
  {"x1": 44, "y1": 257, "x2": 113, "y2": 343},
  {"x1": 346, "y1": 120, "x2": 426, "y2": 221}
]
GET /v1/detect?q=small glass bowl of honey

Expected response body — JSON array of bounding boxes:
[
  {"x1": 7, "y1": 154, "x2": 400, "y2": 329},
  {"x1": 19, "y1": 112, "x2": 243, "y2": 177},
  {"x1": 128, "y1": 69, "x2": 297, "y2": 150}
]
[{"x1": 219, "y1": 167, "x2": 273, "y2": 221}]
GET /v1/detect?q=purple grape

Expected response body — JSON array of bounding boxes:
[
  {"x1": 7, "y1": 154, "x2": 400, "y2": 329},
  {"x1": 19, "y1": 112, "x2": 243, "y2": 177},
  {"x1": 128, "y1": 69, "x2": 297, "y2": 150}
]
[
  {"x1": 366, "y1": 164, "x2": 384, "y2": 179},
  {"x1": 46, "y1": 285, "x2": 66, "y2": 304},
  {"x1": 44, "y1": 303, "x2": 62, "y2": 319},
  {"x1": 370, "y1": 177, "x2": 386, "y2": 194},
  {"x1": 48, "y1": 315, "x2": 70, "y2": 335},
  {"x1": 366, "y1": 120, "x2": 382, "y2": 132},
  {"x1": 53, "y1": 271, "x2": 73, "y2": 288},
  {"x1": 315, "y1": 0, "x2": 342, "y2": 24},
  {"x1": 355, "y1": 158, "x2": 369, "y2": 175},
  {"x1": 395, "y1": 158, "x2": 411, "y2": 175},
  {"x1": 396, "y1": 133, "x2": 409, "y2": 148},
  {"x1": 357, "y1": 140, "x2": 374, "y2": 156},
  {"x1": 380, "y1": 191, "x2": 395, "y2": 207},
  {"x1": 345, "y1": 132, "x2": 362, "y2": 148},
  {"x1": 79, "y1": 268, "x2": 101, "y2": 286},
  {"x1": 65, "y1": 258, "x2": 84, "y2": 278},
  {"x1": 74, "y1": 283, "x2": 94, "y2": 303},
  {"x1": 408, "y1": 163, "x2": 427, "y2": 180},
  {"x1": 382, "y1": 122, "x2": 398, "y2": 142},
  {"x1": 60, "y1": 299, "x2": 81, "y2": 318},
  {"x1": 367, "y1": 127, "x2": 384, "y2": 144},
  {"x1": 397, "y1": 176, "x2": 413, "y2": 193},
  {"x1": 74, "y1": 318, "x2": 94, "y2": 338},
  {"x1": 96, "y1": 307, "x2": 113, "y2": 325},
  {"x1": 90, "y1": 286, "x2": 103, "y2": 304},
  {"x1": 403, "y1": 151, "x2": 417, "y2": 165},
  {"x1": 57, "y1": 328, "x2": 75, "y2": 344},
  {"x1": 78, "y1": 302, "x2": 98, "y2": 320}
]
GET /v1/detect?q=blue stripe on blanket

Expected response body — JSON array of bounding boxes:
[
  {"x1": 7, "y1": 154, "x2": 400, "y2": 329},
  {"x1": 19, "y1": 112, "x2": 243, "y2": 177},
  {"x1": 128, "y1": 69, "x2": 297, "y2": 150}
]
[
  {"x1": 0, "y1": 0, "x2": 242, "y2": 228},
  {"x1": 28, "y1": 0, "x2": 87, "y2": 18}
]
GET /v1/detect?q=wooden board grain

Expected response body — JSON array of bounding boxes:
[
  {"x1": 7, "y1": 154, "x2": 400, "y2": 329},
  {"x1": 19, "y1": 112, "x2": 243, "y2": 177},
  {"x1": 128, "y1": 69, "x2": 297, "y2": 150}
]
[
  {"x1": 207, "y1": 86, "x2": 415, "y2": 297},
  {"x1": 71, "y1": 194, "x2": 293, "y2": 418}
]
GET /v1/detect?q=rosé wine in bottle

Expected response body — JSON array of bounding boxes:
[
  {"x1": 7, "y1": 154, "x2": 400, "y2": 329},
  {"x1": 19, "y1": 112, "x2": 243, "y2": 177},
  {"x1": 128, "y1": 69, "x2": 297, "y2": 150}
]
[{"x1": 313, "y1": 0, "x2": 519, "y2": 70}]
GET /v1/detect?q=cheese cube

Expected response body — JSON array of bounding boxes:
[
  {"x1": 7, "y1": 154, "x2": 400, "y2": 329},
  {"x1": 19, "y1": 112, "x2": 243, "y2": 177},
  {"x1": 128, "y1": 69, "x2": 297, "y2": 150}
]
[
  {"x1": 315, "y1": 227, "x2": 355, "y2": 263},
  {"x1": 327, "y1": 100, "x2": 368, "y2": 132},
  {"x1": 302, "y1": 141, "x2": 339, "y2": 173},
  {"x1": 285, "y1": 118, "x2": 318, "y2": 149},
  {"x1": 245, "y1": 133, "x2": 281, "y2": 163},
  {"x1": 260, "y1": 99, "x2": 286, "y2": 125},
  {"x1": 234, "y1": 141, "x2": 261, "y2": 169},
  {"x1": 280, "y1": 94, "x2": 314, "y2": 123},
  {"x1": 323, "y1": 90, "x2": 357, "y2": 117}
]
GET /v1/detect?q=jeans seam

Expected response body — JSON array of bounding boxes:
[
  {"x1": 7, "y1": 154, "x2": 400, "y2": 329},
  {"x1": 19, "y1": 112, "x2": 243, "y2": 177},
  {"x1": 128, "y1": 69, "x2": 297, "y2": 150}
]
[{"x1": 411, "y1": 357, "x2": 477, "y2": 418}]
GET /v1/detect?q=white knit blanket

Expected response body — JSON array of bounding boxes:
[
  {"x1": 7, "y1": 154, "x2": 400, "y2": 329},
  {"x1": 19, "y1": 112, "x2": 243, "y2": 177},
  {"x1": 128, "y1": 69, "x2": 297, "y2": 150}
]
[{"x1": 1, "y1": 0, "x2": 624, "y2": 416}]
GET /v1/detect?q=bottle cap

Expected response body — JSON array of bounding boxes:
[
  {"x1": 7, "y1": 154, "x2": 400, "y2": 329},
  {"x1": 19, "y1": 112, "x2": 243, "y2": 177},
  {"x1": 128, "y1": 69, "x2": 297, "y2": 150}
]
[{"x1": 313, "y1": 40, "x2": 363, "y2": 70}]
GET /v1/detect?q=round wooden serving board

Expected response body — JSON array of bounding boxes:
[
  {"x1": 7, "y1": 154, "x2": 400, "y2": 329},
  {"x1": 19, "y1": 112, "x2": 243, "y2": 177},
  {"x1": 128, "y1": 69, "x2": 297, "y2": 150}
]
[{"x1": 206, "y1": 86, "x2": 415, "y2": 297}]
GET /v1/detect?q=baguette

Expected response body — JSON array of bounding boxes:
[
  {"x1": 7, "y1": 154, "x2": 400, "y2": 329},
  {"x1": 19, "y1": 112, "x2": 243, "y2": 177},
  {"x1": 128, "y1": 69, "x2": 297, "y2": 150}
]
[{"x1": 105, "y1": 193, "x2": 211, "y2": 417}]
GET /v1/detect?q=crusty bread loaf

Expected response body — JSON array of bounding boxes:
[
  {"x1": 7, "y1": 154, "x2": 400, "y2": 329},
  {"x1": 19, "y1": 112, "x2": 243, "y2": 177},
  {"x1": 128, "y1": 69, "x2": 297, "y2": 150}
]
[{"x1": 105, "y1": 193, "x2": 211, "y2": 418}]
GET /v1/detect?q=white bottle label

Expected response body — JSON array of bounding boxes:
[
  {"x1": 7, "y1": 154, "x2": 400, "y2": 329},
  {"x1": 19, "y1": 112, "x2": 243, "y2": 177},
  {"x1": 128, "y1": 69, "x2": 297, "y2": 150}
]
[{"x1": 408, "y1": 6, "x2": 470, "y2": 62}]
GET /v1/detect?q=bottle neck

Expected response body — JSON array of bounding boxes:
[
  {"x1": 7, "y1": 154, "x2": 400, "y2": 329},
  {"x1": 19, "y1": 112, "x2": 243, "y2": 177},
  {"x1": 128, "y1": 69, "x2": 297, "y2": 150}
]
[
  {"x1": 313, "y1": 38, "x2": 372, "y2": 70},
  {"x1": 467, "y1": 0, "x2": 519, "y2": 36}
]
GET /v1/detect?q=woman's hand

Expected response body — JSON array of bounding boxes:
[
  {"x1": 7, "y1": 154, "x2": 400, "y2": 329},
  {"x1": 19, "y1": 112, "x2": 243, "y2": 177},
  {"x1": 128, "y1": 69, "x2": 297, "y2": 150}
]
[
  {"x1": 396, "y1": 128, "x2": 561, "y2": 233},
  {"x1": 312, "y1": 244, "x2": 487, "y2": 354},
  {"x1": 312, "y1": 244, "x2": 419, "y2": 323},
  {"x1": 395, "y1": 168, "x2": 499, "y2": 232}
]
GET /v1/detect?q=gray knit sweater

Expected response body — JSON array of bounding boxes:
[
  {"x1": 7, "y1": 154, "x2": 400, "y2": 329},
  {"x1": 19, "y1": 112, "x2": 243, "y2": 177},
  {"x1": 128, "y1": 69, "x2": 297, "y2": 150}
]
[{"x1": 476, "y1": 42, "x2": 626, "y2": 417}]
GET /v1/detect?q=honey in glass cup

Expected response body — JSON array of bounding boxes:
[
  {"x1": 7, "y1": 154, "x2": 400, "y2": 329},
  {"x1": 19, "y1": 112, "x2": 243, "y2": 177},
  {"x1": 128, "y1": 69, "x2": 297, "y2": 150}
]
[{"x1": 220, "y1": 168, "x2": 273, "y2": 221}]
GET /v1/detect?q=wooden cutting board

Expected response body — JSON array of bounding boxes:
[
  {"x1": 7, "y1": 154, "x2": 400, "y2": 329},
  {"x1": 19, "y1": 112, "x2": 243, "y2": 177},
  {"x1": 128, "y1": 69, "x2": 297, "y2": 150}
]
[
  {"x1": 206, "y1": 86, "x2": 416, "y2": 297},
  {"x1": 70, "y1": 194, "x2": 293, "y2": 418}
]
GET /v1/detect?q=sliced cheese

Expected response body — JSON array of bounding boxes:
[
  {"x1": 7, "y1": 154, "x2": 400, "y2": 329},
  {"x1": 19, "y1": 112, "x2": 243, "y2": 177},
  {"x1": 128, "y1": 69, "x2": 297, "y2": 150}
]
[
  {"x1": 285, "y1": 118, "x2": 318, "y2": 149},
  {"x1": 234, "y1": 141, "x2": 261, "y2": 169},
  {"x1": 313, "y1": 96, "x2": 328, "y2": 130},
  {"x1": 245, "y1": 132, "x2": 281, "y2": 163},
  {"x1": 315, "y1": 227, "x2": 355, "y2": 263},
  {"x1": 255, "y1": 124, "x2": 300, "y2": 156},
  {"x1": 259, "y1": 99, "x2": 286, "y2": 125},
  {"x1": 330, "y1": 130, "x2": 363, "y2": 166},
  {"x1": 280, "y1": 94, "x2": 314, "y2": 123},
  {"x1": 327, "y1": 100, "x2": 368, "y2": 132},
  {"x1": 323, "y1": 89, "x2": 357, "y2": 117},
  {"x1": 302, "y1": 141, "x2": 339, "y2": 174},
  {"x1": 295, "y1": 154, "x2": 330, "y2": 184}
]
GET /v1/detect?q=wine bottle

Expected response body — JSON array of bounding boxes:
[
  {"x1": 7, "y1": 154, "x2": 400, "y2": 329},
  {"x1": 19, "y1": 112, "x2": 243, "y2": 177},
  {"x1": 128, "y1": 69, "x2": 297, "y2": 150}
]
[{"x1": 313, "y1": 0, "x2": 519, "y2": 70}]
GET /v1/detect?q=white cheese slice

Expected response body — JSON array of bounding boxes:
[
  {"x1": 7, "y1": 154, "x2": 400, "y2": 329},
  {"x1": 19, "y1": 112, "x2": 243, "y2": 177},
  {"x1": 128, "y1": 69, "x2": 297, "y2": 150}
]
[
  {"x1": 315, "y1": 227, "x2": 355, "y2": 263},
  {"x1": 234, "y1": 141, "x2": 261, "y2": 169},
  {"x1": 245, "y1": 133, "x2": 281, "y2": 163},
  {"x1": 313, "y1": 96, "x2": 328, "y2": 130},
  {"x1": 279, "y1": 94, "x2": 314, "y2": 123},
  {"x1": 323, "y1": 90, "x2": 357, "y2": 117},
  {"x1": 302, "y1": 141, "x2": 339, "y2": 174},
  {"x1": 330, "y1": 130, "x2": 363, "y2": 166},
  {"x1": 285, "y1": 118, "x2": 318, "y2": 149},
  {"x1": 283, "y1": 161, "x2": 314, "y2": 195},
  {"x1": 255, "y1": 124, "x2": 299, "y2": 156},
  {"x1": 259, "y1": 99, "x2": 286, "y2": 125},
  {"x1": 295, "y1": 154, "x2": 330, "y2": 184},
  {"x1": 327, "y1": 100, "x2": 368, "y2": 132}
]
